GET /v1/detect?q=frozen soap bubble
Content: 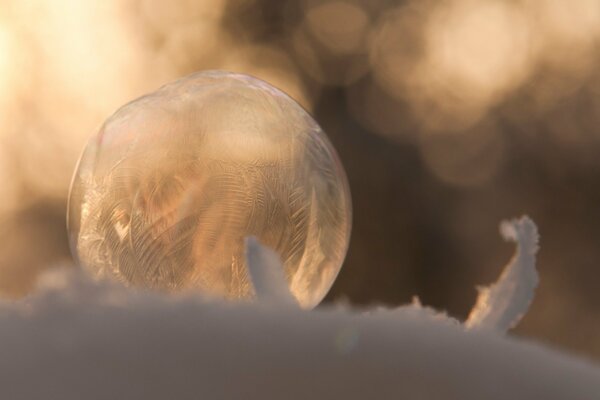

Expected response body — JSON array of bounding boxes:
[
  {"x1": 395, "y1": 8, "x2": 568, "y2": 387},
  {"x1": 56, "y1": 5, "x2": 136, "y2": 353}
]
[{"x1": 67, "y1": 71, "x2": 351, "y2": 308}]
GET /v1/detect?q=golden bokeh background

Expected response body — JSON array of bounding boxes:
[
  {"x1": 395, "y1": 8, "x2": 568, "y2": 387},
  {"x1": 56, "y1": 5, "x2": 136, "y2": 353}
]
[{"x1": 1, "y1": 0, "x2": 600, "y2": 358}]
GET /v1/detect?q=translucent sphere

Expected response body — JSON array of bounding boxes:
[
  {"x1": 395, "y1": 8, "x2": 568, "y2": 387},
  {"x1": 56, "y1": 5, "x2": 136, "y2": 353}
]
[{"x1": 67, "y1": 71, "x2": 351, "y2": 308}]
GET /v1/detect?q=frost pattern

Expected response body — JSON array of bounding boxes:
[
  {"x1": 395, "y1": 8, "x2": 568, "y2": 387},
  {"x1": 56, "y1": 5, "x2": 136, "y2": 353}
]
[
  {"x1": 68, "y1": 71, "x2": 351, "y2": 309},
  {"x1": 466, "y1": 216, "x2": 539, "y2": 332}
]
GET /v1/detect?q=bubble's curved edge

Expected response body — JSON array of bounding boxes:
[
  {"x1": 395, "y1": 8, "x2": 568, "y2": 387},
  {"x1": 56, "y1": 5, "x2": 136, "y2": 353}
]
[{"x1": 66, "y1": 69, "x2": 353, "y2": 305}]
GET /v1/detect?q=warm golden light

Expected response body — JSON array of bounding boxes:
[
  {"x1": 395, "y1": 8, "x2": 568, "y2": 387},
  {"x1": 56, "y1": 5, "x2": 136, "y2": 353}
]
[
  {"x1": 414, "y1": 0, "x2": 533, "y2": 129},
  {"x1": 0, "y1": 25, "x2": 12, "y2": 95},
  {"x1": 369, "y1": 4, "x2": 428, "y2": 101},
  {"x1": 305, "y1": 1, "x2": 370, "y2": 55},
  {"x1": 222, "y1": 44, "x2": 313, "y2": 110},
  {"x1": 0, "y1": 0, "x2": 599, "y2": 363},
  {"x1": 68, "y1": 71, "x2": 351, "y2": 308}
]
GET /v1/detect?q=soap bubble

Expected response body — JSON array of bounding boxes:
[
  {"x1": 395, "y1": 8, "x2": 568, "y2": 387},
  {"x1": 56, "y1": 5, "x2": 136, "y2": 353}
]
[{"x1": 67, "y1": 71, "x2": 351, "y2": 308}]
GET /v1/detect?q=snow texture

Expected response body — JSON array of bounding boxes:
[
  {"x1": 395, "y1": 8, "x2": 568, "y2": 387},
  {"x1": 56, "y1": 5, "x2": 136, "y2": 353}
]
[
  {"x1": 245, "y1": 236, "x2": 297, "y2": 306},
  {"x1": 466, "y1": 216, "x2": 539, "y2": 332},
  {"x1": 0, "y1": 217, "x2": 598, "y2": 399}
]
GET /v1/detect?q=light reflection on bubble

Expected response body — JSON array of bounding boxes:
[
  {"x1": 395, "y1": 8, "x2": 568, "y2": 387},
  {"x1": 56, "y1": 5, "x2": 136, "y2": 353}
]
[{"x1": 68, "y1": 71, "x2": 352, "y2": 308}]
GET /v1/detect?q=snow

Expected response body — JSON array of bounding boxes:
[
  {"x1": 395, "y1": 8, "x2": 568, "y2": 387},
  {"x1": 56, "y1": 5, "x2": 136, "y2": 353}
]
[
  {"x1": 0, "y1": 216, "x2": 598, "y2": 399},
  {"x1": 466, "y1": 216, "x2": 539, "y2": 332},
  {"x1": 245, "y1": 236, "x2": 298, "y2": 306}
]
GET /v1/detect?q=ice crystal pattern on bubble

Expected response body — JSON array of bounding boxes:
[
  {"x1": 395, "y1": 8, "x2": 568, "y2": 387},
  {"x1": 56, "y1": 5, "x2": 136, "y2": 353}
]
[{"x1": 67, "y1": 71, "x2": 351, "y2": 308}]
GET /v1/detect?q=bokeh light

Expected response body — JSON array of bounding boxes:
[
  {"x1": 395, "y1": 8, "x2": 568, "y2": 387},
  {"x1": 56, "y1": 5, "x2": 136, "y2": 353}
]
[
  {"x1": 413, "y1": 0, "x2": 533, "y2": 129},
  {"x1": 305, "y1": 1, "x2": 370, "y2": 56},
  {"x1": 2, "y1": 0, "x2": 600, "y2": 360}
]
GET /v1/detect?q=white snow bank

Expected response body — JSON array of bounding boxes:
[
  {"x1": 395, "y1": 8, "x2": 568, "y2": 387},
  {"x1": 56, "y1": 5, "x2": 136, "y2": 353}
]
[
  {"x1": 0, "y1": 270, "x2": 598, "y2": 400},
  {"x1": 0, "y1": 216, "x2": 598, "y2": 399}
]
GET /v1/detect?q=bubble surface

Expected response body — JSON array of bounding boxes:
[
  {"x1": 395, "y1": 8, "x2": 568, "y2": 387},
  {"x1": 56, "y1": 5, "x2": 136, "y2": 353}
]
[{"x1": 67, "y1": 71, "x2": 351, "y2": 308}]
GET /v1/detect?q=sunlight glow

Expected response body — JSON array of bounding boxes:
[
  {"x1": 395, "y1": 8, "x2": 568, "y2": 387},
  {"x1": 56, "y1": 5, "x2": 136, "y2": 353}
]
[
  {"x1": 0, "y1": 26, "x2": 11, "y2": 92},
  {"x1": 414, "y1": 0, "x2": 533, "y2": 127}
]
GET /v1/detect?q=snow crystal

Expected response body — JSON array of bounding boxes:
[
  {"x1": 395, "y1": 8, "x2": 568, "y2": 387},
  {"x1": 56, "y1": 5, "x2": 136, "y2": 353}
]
[
  {"x1": 245, "y1": 236, "x2": 297, "y2": 306},
  {"x1": 466, "y1": 216, "x2": 539, "y2": 332}
]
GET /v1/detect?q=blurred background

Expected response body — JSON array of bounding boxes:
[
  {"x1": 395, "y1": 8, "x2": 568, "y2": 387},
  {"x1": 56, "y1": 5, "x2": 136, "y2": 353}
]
[{"x1": 1, "y1": 0, "x2": 599, "y2": 359}]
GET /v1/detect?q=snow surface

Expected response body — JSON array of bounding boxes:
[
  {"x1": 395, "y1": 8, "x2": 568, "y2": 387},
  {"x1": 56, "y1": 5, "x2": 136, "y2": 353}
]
[{"x1": 0, "y1": 217, "x2": 599, "y2": 399}]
